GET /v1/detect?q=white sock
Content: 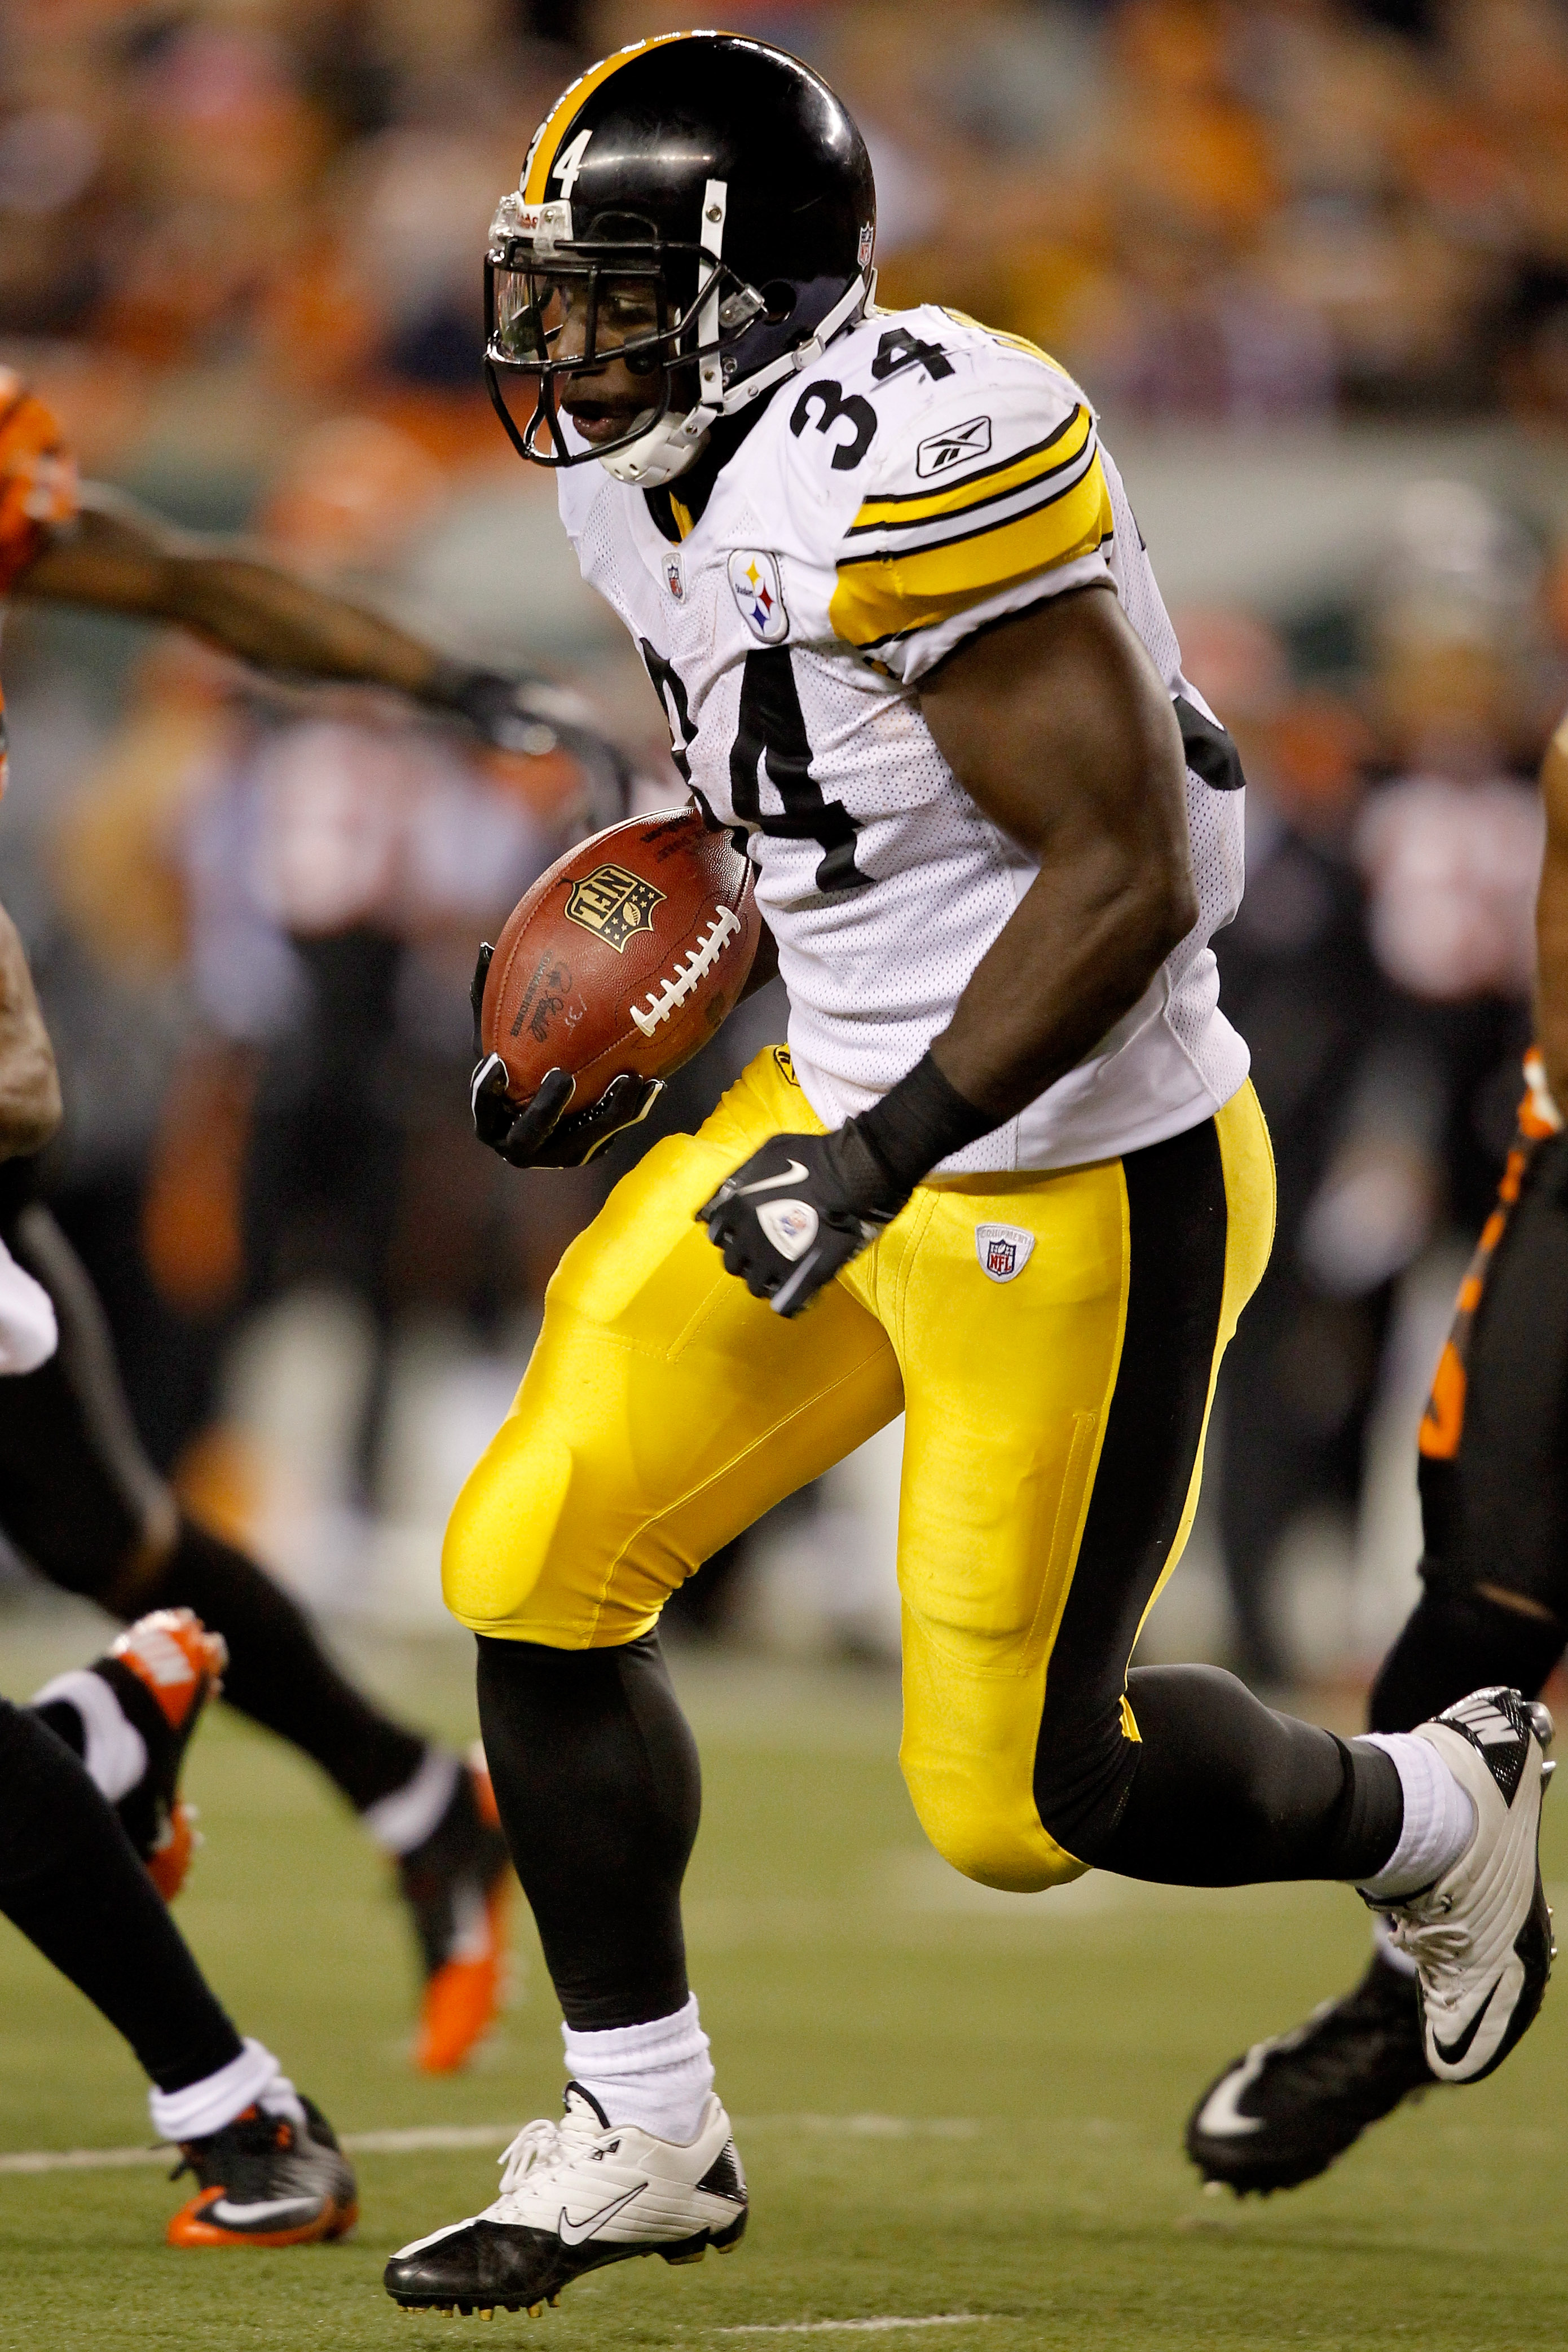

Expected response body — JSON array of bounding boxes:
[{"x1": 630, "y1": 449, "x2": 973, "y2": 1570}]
[
  {"x1": 562, "y1": 1994, "x2": 713, "y2": 2146},
  {"x1": 30, "y1": 1667, "x2": 147, "y2": 1804},
  {"x1": 360, "y1": 1746, "x2": 461, "y2": 1856},
  {"x1": 1356, "y1": 1731, "x2": 1477, "y2": 1901},
  {"x1": 148, "y1": 2037, "x2": 305, "y2": 2144},
  {"x1": 1372, "y1": 1910, "x2": 1419, "y2": 1977}
]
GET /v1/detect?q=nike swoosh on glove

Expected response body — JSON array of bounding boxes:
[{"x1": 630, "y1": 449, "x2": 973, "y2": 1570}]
[
  {"x1": 469, "y1": 944, "x2": 662, "y2": 1169},
  {"x1": 696, "y1": 1125, "x2": 911, "y2": 1316}
]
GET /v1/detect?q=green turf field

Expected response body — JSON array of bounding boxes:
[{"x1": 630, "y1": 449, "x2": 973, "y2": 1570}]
[{"x1": 2, "y1": 1602, "x2": 1566, "y2": 2352}]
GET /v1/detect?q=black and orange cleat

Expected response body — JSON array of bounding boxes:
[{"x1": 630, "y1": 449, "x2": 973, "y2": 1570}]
[
  {"x1": 399, "y1": 1752, "x2": 515, "y2": 2073},
  {"x1": 166, "y1": 2095, "x2": 358, "y2": 2248},
  {"x1": 102, "y1": 1609, "x2": 228, "y2": 1900}
]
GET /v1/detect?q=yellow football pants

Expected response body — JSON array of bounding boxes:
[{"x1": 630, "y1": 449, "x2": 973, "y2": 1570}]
[{"x1": 444, "y1": 1046, "x2": 1274, "y2": 1892}]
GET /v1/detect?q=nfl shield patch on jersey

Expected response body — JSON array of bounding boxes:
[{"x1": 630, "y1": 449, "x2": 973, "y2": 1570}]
[
  {"x1": 728, "y1": 549, "x2": 789, "y2": 642},
  {"x1": 975, "y1": 1222, "x2": 1034, "y2": 1283}
]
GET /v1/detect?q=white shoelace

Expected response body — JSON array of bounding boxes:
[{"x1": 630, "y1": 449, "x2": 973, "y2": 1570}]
[{"x1": 497, "y1": 2118, "x2": 567, "y2": 2200}]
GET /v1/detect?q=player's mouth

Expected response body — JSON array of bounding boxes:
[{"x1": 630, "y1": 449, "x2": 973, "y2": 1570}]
[{"x1": 561, "y1": 397, "x2": 653, "y2": 446}]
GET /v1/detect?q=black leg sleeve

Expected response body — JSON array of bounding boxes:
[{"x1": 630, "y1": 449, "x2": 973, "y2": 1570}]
[
  {"x1": 476, "y1": 1633, "x2": 701, "y2": 2031},
  {"x1": 0, "y1": 1698, "x2": 244, "y2": 2091},
  {"x1": 143, "y1": 1521, "x2": 429, "y2": 1814},
  {"x1": 1370, "y1": 1587, "x2": 1565, "y2": 1734},
  {"x1": 1087, "y1": 1665, "x2": 1404, "y2": 1887}
]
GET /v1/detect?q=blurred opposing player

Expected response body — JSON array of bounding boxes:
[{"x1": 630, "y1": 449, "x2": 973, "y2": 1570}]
[
  {"x1": 388, "y1": 36, "x2": 1553, "y2": 2319},
  {"x1": 0, "y1": 984, "x2": 355, "y2": 2245},
  {"x1": 1187, "y1": 707, "x2": 1568, "y2": 2193},
  {"x1": 0, "y1": 367, "x2": 624, "y2": 2070}
]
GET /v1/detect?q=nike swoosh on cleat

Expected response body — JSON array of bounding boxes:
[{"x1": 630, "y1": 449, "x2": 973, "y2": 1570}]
[
  {"x1": 737, "y1": 1162, "x2": 809, "y2": 1195},
  {"x1": 1192, "y1": 2047, "x2": 1267, "y2": 2138},
  {"x1": 556, "y1": 2183, "x2": 646, "y2": 2246},
  {"x1": 204, "y1": 2196, "x2": 321, "y2": 2226},
  {"x1": 1432, "y1": 1974, "x2": 1501, "y2": 2067}
]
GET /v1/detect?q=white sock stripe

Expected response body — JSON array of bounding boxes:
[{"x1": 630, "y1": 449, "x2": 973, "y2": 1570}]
[
  {"x1": 1358, "y1": 1732, "x2": 1477, "y2": 1900},
  {"x1": 29, "y1": 1668, "x2": 148, "y2": 1806},
  {"x1": 148, "y1": 2038, "x2": 284, "y2": 2144},
  {"x1": 360, "y1": 1746, "x2": 462, "y2": 1855}
]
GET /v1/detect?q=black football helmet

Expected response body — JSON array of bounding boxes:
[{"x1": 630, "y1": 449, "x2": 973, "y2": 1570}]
[{"x1": 484, "y1": 32, "x2": 877, "y2": 487}]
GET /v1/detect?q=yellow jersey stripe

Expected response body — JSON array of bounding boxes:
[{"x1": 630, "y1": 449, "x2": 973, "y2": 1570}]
[
  {"x1": 522, "y1": 34, "x2": 695, "y2": 204},
  {"x1": 845, "y1": 404, "x2": 1093, "y2": 532},
  {"x1": 830, "y1": 453, "x2": 1113, "y2": 651}
]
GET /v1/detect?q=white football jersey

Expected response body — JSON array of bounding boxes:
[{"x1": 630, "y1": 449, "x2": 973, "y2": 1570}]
[{"x1": 557, "y1": 303, "x2": 1249, "y2": 1171}]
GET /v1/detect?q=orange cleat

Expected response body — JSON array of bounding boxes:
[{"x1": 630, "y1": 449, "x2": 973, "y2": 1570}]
[
  {"x1": 166, "y1": 2097, "x2": 358, "y2": 2247},
  {"x1": 102, "y1": 1609, "x2": 227, "y2": 1900},
  {"x1": 402, "y1": 1754, "x2": 515, "y2": 2074}
]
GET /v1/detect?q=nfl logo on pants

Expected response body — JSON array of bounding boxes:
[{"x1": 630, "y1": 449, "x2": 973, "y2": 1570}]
[{"x1": 975, "y1": 1223, "x2": 1034, "y2": 1284}]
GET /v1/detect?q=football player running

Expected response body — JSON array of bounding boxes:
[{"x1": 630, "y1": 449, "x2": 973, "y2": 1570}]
[
  {"x1": 0, "y1": 371, "x2": 625, "y2": 2073},
  {"x1": 0, "y1": 965, "x2": 355, "y2": 2245},
  {"x1": 1186, "y1": 706, "x2": 1568, "y2": 2195},
  {"x1": 388, "y1": 34, "x2": 1555, "y2": 2316}
]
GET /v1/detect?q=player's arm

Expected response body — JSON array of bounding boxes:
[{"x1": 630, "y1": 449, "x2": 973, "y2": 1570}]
[
  {"x1": 701, "y1": 584, "x2": 1195, "y2": 1315},
  {"x1": 0, "y1": 906, "x2": 61, "y2": 1160},
  {"x1": 12, "y1": 487, "x2": 624, "y2": 782},
  {"x1": 1536, "y1": 710, "x2": 1568, "y2": 1111},
  {"x1": 17, "y1": 485, "x2": 476, "y2": 708},
  {"x1": 914, "y1": 583, "x2": 1194, "y2": 1117}
]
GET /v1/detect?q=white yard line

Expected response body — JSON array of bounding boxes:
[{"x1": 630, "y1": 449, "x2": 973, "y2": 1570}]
[
  {"x1": 712, "y1": 2320, "x2": 994, "y2": 2338},
  {"x1": 0, "y1": 2114, "x2": 980, "y2": 2175},
  {"x1": 0, "y1": 2122, "x2": 518, "y2": 2174}
]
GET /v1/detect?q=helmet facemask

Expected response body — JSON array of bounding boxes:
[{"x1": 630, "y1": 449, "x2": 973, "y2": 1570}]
[{"x1": 485, "y1": 185, "x2": 771, "y2": 487}]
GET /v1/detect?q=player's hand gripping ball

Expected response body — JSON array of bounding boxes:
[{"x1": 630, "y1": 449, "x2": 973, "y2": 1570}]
[{"x1": 471, "y1": 807, "x2": 761, "y2": 1168}]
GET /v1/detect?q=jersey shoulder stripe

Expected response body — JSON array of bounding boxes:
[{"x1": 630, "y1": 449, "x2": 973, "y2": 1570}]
[
  {"x1": 830, "y1": 445, "x2": 1112, "y2": 652},
  {"x1": 844, "y1": 402, "x2": 1093, "y2": 534}
]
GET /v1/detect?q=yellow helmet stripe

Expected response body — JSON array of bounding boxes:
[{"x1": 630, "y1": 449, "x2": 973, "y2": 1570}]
[{"x1": 522, "y1": 32, "x2": 708, "y2": 205}]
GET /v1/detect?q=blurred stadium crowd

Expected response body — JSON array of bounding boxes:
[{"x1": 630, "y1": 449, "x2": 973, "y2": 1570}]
[{"x1": 3, "y1": 0, "x2": 1568, "y2": 1681}]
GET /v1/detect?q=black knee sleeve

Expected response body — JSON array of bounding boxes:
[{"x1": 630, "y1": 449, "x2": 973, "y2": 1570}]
[
  {"x1": 1049, "y1": 1664, "x2": 1403, "y2": 1887},
  {"x1": 0, "y1": 1697, "x2": 243, "y2": 2091},
  {"x1": 475, "y1": 1632, "x2": 701, "y2": 2031},
  {"x1": 1369, "y1": 1582, "x2": 1565, "y2": 1735}
]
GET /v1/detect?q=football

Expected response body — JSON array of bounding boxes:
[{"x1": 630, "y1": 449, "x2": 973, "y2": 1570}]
[{"x1": 478, "y1": 806, "x2": 762, "y2": 1112}]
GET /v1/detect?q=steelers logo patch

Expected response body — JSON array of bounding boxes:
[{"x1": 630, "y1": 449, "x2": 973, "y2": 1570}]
[
  {"x1": 728, "y1": 549, "x2": 789, "y2": 644},
  {"x1": 563, "y1": 864, "x2": 666, "y2": 953}
]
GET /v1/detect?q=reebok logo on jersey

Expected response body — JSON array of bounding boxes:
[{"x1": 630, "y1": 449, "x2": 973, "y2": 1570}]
[
  {"x1": 729, "y1": 549, "x2": 789, "y2": 643},
  {"x1": 917, "y1": 415, "x2": 992, "y2": 478},
  {"x1": 976, "y1": 1223, "x2": 1034, "y2": 1283},
  {"x1": 757, "y1": 1199, "x2": 819, "y2": 1261}
]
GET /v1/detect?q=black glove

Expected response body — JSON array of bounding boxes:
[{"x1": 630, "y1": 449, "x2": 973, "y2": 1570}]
[
  {"x1": 697, "y1": 1125, "x2": 910, "y2": 1316},
  {"x1": 697, "y1": 1050, "x2": 1000, "y2": 1316},
  {"x1": 469, "y1": 944, "x2": 662, "y2": 1168},
  {"x1": 445, "y1": 669, "x2": 633, "y2": 838}
]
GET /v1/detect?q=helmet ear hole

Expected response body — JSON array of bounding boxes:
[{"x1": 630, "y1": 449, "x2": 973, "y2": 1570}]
[{"x1": 760, "y1": 281, "x2": 797, "y2": 325}]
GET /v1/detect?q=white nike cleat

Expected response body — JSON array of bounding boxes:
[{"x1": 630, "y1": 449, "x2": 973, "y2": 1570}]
[
  {"x1": 1369, "y1": 1686, "x2": 1556, "y2": 2085},
  {"x1": 383, "y1": 2082, "x2": 747, "y2": 2315}
]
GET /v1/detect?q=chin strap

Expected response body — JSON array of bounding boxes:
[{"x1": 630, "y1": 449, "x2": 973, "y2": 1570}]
[{"x1": 598, "y1": 173, "x2": 875, "y2": 490}]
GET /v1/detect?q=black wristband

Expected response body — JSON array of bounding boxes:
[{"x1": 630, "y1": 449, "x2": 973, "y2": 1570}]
[{"x1": 853, "y1": 1050, "x2": 998, "y2": 1192}]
